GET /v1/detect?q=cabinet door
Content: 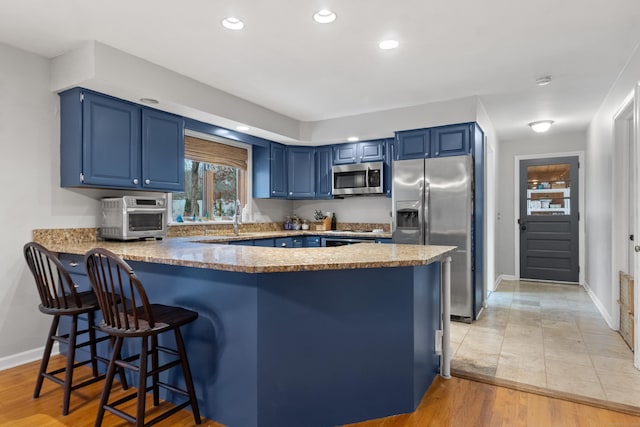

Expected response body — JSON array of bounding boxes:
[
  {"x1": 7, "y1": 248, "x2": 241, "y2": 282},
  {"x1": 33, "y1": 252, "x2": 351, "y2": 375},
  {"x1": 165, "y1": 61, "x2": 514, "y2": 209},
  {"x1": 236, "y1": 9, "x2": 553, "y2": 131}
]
[
  {"x1": 359, "y1": 140, "x2": 384, "y2": 162},
  {"x1": 270, "y1": 144, "x2": 288, "y2": 198},
  {"x1": 384, "y1": 138, "x2": 394, "y2": 197},
  {"x1": 291, "y1": 237, "x2": 304, "y2": 248},
  {"x1": 82, "y1": 92, "x2": 141, "y2": 188},
  {"x1": 254, "y1": 238, "x2": 275, "y2": 247},
  {"x1": 275, "y1": 237, "x2": 293, "y2": 248},
  {"x1": 288, "y1": 146, "x2": 315, "y2": 198},
  {"x1": 333, "y1": 143, "x2": 358, "y2": 164},
  {"x1": 315, "y1": 146, "x2": 333, "y2": 199},
  {"x1": 303, "y1": 236, "x2": 321, "y2": 247},
  {"x1": 431, "y1": 124, "x2": 470, "y2": 157},
  {"x1": 396, "y1": 129, "x2": 430, "y2": 160},
  {"x1": 142, "y1": 109, "x2": 184, "y2": 192}
]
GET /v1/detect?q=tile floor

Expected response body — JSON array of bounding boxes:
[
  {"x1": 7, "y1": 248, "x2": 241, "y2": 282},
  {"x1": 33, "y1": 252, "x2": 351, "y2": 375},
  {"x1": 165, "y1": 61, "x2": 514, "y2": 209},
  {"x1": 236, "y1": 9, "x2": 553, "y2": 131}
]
[{"x1": 450, "y1": 279, "x2": 640, "y2": 407}]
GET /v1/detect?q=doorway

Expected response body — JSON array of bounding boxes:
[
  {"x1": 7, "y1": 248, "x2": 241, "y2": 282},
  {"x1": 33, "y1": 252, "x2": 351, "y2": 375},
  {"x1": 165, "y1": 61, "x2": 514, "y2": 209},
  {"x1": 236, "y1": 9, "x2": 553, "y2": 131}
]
[{"x1": 518, "y1": 156, "x2": 580, "y2": 283}]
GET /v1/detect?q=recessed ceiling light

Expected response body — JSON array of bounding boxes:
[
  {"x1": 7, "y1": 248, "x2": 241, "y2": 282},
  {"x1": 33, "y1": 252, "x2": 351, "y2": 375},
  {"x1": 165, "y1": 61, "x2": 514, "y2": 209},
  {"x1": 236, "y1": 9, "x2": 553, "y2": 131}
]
[
  {"x1": 222, "y1": 17, "x2": 244, "y2": 30},
  {"x1": 313, "y1": 9, "x2": 337, "y2": 24},
  {"x1": 139, "y1": 98, "x2": 159, "y2": 105},
  {"x1": 528, "y1": 120, "x2": 554, "y2": 133},
  {"x1": 347, "y1": 136, "x2": 359, "y2": 142},
  {"x1": 378, "y1": 39, "x2": 399, "y2": 50},
  {"x1": 535, "y1": 76, "x2": 552, "y2": 86},
  {"x1": 236, "y1": 125, "x2": 249, "y2": 131}
]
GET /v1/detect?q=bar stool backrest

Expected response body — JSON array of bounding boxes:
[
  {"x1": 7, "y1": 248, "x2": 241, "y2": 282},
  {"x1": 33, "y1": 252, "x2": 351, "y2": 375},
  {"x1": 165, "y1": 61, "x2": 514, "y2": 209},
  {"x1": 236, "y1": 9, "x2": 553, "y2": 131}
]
[
  {"x1": 85, "y1": 248, "x2": 156, "y2": 334},
  {"x1": 24, "y1": 242, "x2": 83, "y2": 313}
]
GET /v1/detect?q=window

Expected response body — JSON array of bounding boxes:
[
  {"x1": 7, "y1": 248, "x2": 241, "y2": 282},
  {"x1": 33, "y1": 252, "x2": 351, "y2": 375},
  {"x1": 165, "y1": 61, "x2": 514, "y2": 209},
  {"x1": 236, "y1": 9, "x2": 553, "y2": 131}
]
[{"x1": 171, "y1": 135, "x2": 249, "y2": 222}]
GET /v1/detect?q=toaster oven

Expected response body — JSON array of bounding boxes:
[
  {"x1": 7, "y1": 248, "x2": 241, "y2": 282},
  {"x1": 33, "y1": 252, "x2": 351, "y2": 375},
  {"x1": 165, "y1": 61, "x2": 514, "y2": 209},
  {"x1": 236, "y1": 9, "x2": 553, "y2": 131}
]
[{"x1": 98, "y1": 196, "x2": 167, "y2": 241}]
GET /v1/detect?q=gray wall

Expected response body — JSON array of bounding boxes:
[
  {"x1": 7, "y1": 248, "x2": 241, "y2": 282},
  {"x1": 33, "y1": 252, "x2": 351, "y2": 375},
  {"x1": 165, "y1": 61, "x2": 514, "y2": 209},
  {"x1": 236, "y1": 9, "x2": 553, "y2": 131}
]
[{"x1": 495, "y1": 131, "x2": 587, "y2": 278}]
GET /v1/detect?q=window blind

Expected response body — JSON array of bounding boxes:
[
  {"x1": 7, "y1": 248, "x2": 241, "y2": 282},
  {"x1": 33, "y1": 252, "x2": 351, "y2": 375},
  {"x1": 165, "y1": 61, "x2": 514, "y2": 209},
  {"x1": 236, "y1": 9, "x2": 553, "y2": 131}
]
[{"x1": 184, "y1": 136, "x2": 248, "y2": 170}]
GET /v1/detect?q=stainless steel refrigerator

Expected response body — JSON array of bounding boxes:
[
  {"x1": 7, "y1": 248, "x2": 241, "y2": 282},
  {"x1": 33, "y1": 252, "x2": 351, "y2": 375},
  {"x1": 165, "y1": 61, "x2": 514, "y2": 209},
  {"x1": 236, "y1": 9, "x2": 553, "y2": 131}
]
[{"x1": 392, "y1": 155, "x2": 475, "y2": 320}]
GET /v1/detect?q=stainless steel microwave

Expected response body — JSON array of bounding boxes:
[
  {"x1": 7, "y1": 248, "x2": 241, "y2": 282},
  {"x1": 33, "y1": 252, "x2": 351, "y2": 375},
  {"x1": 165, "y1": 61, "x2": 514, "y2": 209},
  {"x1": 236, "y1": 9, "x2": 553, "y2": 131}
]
[
  {"x1": 332, "y1": 161, "x2": 384, "y2": 195},
  {"x1": 98, "y1": 196, "x2": 167, "y2": 241}
]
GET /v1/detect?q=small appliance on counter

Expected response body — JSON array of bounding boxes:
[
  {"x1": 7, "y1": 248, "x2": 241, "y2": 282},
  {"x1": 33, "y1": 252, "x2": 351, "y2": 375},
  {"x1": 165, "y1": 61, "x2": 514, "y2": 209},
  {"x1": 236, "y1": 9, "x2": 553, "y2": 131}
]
[{"x1": 98, "y1": 196, "x2": 167, "y2": 241}]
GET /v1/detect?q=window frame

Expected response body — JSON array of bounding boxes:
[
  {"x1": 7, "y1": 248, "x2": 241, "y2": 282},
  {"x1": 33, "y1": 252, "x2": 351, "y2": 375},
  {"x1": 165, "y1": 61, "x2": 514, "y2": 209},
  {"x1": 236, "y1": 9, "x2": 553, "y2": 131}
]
[{"x1": 168, "y1": 130, "x2": 252, "y2": 224}]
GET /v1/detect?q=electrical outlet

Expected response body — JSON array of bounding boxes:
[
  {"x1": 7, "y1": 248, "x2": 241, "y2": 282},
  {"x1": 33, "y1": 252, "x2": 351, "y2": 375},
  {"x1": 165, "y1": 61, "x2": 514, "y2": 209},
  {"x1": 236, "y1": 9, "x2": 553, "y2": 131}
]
[{"x1": 435, "y1": 329, "x2": 443, "y2": 355}]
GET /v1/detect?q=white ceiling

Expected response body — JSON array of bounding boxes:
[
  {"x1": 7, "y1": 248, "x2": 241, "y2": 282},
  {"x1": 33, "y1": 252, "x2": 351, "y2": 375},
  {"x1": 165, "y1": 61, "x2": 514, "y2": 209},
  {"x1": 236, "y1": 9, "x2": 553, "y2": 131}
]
[{"x1": 2, "y1": 0, "x2": 640, "y2": 141}]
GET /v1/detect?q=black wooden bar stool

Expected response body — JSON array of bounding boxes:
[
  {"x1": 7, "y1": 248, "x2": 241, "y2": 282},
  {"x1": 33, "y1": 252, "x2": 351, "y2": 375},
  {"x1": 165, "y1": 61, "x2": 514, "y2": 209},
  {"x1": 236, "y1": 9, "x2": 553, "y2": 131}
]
[
  {"x1": 84, "y1": 248, "x2": 201, "y2": 427},
  {"x1": 23, "y1": 242, "x2": 128, "y2": 415}
]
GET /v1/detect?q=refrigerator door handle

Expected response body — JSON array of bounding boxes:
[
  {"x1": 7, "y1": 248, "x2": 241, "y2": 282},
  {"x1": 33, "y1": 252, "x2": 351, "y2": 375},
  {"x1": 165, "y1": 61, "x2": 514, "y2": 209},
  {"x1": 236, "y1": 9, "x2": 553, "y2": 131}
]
[{"x1": 424, "y1": 182, "x2": 430, "y2": 244}]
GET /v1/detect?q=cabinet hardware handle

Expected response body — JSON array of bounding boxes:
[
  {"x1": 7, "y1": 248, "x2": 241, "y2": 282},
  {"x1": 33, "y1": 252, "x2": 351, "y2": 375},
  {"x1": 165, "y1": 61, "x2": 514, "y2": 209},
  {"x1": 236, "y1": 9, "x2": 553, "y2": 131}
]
[
  {"x1": 281, "y1": 243, "x2": 287, "y2": 247},
  {"x1": 69, "y1": 261, "x2": 78, "y2": 267},
  {"x1": 132, "y1": 178, "x2": 139, "y2": 184},
  {"x1": 145, "y1": 179, "x2": 150, "y2": 185}
]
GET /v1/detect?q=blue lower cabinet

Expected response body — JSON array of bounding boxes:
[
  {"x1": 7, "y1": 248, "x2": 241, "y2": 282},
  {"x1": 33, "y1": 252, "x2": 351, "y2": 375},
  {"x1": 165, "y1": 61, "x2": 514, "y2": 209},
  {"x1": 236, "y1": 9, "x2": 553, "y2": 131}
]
[
  {"x1": 375, "y1": 238, "x2": 392, "y2": 244},
  {"x1": 254, "y1": 238, "x2": 275, "y2": 247},
  {"x1": 230, "y1": 240, "x2": 253, "y2": 246},
  {"x1": 275, "y1": 237, "x2": 293, "y2": 248},
  {"x1": 291, "y1": 237, "x2": 304, "y2": 248},
  {"x1": 304, "y1": 236, "x2": 321, "y2": 247}
]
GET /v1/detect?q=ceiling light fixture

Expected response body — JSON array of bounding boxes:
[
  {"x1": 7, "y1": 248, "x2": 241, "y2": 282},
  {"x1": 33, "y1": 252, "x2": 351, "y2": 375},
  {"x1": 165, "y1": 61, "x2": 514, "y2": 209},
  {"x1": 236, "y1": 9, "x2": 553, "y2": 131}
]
[
  {"x1": 236, "y1": 125, "x2": 249, "y2": 131},
  {"x1": 528, "y1": 120, "x2": 554, "y2": 133},
  {"x1": 222, "y1": 17, "x2": 244, "y2": 30},
  {"x1": 313, "y1": 9, "x2": 337, "y2": 24},
  {"x1": 379, "y1": 39, "x2": 399, "y2": 50},
  {"x1": 347, "y1": 136, "x2": 359, "y2": 142},
  {"x1": 139, "y1": 98, "x2": 159, "y2": 105},
  {"x1": 535, "y1": 76, "x2": 552, "y2": 86}
]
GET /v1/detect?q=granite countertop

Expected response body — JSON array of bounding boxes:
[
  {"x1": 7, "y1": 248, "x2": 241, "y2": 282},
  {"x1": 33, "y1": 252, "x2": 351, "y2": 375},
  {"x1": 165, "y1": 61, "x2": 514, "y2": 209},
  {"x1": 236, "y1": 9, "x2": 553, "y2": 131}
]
[{"x1": 44, "y1": 235, "x2": 455, "y2": 273}]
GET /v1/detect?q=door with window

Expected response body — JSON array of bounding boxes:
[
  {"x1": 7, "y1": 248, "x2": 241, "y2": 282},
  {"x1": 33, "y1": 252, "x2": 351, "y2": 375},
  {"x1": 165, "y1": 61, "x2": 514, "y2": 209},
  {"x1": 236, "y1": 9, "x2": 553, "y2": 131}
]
[{"x1": 519, "y1": 156, "x2": 579, "y2": 282}]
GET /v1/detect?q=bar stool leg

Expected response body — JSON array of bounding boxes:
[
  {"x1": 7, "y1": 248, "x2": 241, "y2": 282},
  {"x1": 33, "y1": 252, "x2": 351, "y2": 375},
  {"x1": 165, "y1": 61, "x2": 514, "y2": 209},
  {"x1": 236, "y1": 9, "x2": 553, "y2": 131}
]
[
  {"x1": 136, "y1": 336, "x2": 149, "y2": 427},
  {"x1": 61, "y1": 314, "x2": 79, "y2": 416},
  {"x1": 34, "y1": 315, "x2": 59, "y2": 399},
  {"x1": 174, "y1": 329, "x2": 201, "y2": 424},
  {"x1": 151, "y1": 335, "x2": 159, "y2": 407},
  {"x1": 88, "y1": 310, "x2": 99, "y2": 377},
  {"x1": 95, "y1": 336, "x2": 123, "y2": 427}
]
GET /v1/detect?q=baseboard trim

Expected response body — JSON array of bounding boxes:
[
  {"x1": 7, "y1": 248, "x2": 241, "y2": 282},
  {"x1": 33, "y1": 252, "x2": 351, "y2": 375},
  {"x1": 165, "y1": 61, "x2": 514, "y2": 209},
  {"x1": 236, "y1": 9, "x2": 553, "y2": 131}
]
[
  {"x1": 583, "y1": 280, "x2": 616, "y2": 329},
  {"x1": 0, "y1": 343, "x2": 58, "y2": 372},
  {"x1": 494, "y1": 274, "x2": 516, "y2": 289},
  {"x1": 451, "y1": 368, "x2": 640, "y2": 417}
]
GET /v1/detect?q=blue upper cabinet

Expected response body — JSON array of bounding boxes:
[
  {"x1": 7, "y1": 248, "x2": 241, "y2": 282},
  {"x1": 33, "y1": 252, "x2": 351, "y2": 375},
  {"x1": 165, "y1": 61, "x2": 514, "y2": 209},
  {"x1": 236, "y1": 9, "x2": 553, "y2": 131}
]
[
  {"x1": 141, "y1": 109, "x2": 184, "y2": 191},
  {"x1": 287, "y1": 146, "x2": 315, "y2": 198},
  {"x1": 270, "y1": 143, "x2": 288, "y2": 198},
  {"x1": 396, "y1": 129, "x2": 431, "y2": 160},
  {"x1": 333, "y1": 143, "x2": 358, "y2": 164},
  {"x1": 315, "y1": 146, "x2": 333, "y2": 199},
  {"x1": 60, "y1": 88, "x2": 184, "y2": 192},
  {"x1": 384, "y1": 138, "x2": 394, "y2": 197},
  {"x1": 431, "y1": 123, "x2": 471, "y2": 157},
  {"x1": 359, "y1": 140, "x2": 384, "y2": 162},
  {"x1": 80, "y1": 91, "x2": 141, "y2": 188}
]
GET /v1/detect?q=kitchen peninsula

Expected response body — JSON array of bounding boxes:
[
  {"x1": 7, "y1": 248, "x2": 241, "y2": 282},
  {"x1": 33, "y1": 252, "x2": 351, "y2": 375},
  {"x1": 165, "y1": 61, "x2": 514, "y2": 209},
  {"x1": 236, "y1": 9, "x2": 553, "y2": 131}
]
[{"x1": 37, "y1": 233, "x2": 454, "y2": 427}]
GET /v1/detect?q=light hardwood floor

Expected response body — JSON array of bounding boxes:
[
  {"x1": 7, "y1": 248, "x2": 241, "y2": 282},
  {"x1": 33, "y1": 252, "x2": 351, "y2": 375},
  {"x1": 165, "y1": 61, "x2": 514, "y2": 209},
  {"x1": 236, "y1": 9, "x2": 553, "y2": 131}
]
[{"x1": 2, "y1": 355, "x2": 640, "y2": 426}]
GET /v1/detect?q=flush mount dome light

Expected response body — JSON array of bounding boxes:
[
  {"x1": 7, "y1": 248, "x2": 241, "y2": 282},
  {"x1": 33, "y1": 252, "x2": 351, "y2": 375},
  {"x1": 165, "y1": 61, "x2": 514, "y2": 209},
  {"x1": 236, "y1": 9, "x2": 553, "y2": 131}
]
[
  {"x1": 528, "y1": 120, "x2": 554, "y2": 133},
  {"x1": 222, "y1": 17, "x2": 244, "y2": 30},
  {"x1": 347, "y1": 136, "x2": 359, "y2": 142},
  {"x1": 379, "y1": 39, "x2": 399, "y2": 50},
  {"x1": 535, "y1": 76, "x2": 552, "y2": 86},
  {"x1": 139, "y1": 98, "x2": 159, "y2": 105},
  {"x1": 313, "y1": 9, "x2": 337, "y2": 24},
  {"x1": 236, "y1": 125, "x2": 249, "y2": 131}
]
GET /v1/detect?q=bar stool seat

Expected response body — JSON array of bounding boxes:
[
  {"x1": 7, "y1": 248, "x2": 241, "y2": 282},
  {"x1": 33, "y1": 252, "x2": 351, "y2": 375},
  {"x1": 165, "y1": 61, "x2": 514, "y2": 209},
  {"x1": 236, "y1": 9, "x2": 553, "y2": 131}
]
[
  {"x1": 85, "y1": 248, "x2": 201, "y2": 427},
  {"x1": 23, "y1": 242, "x2": 128, "y2": 416}
]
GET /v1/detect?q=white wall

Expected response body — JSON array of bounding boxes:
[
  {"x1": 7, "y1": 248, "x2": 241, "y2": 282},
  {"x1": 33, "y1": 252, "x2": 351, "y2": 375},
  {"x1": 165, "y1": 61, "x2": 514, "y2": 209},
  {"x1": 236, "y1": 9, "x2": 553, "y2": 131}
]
[
  {"x1": 586, "y1": 43, "x2": 640, "y2": 331},
  {"x1": 495, "y1": 131, "x2": 587, "y2": 278},
  {"x1": 0, "y1": 43, "x2": 107, "y2": 363}
]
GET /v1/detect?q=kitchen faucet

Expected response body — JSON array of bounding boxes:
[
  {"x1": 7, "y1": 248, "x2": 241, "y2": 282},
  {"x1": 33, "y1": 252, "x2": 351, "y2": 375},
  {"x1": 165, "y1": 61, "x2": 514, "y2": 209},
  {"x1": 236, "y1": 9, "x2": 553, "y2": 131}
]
[{"x1": 233, "y1": 200, "x2": 242, "y2": 235}]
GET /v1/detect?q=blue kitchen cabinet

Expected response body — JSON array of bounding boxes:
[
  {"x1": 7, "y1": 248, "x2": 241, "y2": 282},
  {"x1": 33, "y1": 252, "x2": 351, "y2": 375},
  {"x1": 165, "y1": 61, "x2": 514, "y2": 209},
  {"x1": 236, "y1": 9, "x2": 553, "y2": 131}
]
[
  {"x1": 275, "y1": 237, "x2": 294, "y2": 248},
  {"x1": 59, "y1": 88, "x2": 184, "y2": 192},
  {"x1": 230, "y1": 240, "x2": 253, "y2": 246},
  {"x1": 396, "y1": 129, "x2": 431, "y2": 160},
  {"x1": 270, "y1": 143, "x2": 288, "y2": 198},
  {"x1": 287, "y1": 146, "x2": 315, "y2": 198},
  {"x1": 254, "y1": 238, "x2": 275, "y2": 247},
  {"x1": 333, "y1": 143, "x2": 358, "y2": 164},
  {"x1": 141, "y1": 108, "x2": 184, "y2": 191},
  {"x1": 303, "y1": 236, "x2": 321, "y2": 247},
  {"x1": 291, "y1": 236, "x2": 304, "y2": 248},
  {"x1": 315, "y1": 146, "x2": 333, "y2": 198},
  {"x1": 375, "y1": 238, "x2": 392, "y2": 244},
  {"x1": 359, "y1": 140, "x2": 384, "y2": 162},
  {"x1": 431, "y1": 123, "x2": 471, "y2": 157}
]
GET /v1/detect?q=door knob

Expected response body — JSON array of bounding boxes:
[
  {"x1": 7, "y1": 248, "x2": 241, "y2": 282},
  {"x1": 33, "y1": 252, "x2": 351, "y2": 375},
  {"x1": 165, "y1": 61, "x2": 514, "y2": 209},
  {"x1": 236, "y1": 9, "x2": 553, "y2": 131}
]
[
  {"x1": 635, "y1": 245, "x2": 640, "y2": 253},
  {"x1": 520, "y1": 225, "x2": 527, "y2": 231}
]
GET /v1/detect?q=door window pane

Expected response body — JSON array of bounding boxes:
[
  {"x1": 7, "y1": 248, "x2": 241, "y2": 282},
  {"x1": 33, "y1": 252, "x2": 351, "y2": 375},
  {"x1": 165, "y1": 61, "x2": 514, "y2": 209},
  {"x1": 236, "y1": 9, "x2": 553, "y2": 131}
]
[{"x1": 526, "y1": 163, "x2": 571, "y2": 216}]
